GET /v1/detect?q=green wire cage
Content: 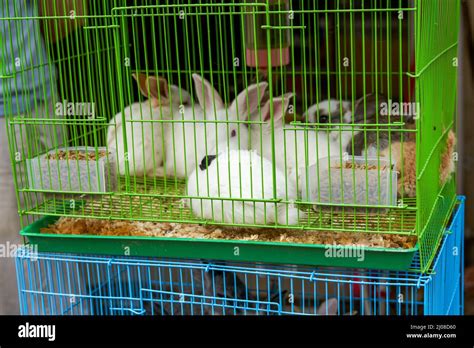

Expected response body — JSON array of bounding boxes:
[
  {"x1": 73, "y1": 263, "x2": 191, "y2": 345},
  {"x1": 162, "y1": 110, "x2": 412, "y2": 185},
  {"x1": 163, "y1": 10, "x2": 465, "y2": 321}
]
[{"x1": 0, "y1": 0, "x2": 460, "y2": 272}]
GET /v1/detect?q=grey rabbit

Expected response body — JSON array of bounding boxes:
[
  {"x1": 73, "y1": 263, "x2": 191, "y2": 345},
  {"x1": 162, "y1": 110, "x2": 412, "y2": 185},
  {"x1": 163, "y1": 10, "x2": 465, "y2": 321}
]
[{"x1": 334, "y1": 94, "x2": 415, "y2": 157}]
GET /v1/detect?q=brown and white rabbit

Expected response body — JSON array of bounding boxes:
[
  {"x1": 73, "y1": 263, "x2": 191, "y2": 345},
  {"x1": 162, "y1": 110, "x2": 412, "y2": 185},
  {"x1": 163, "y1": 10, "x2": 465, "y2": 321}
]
[
  {"x1": 380, "y1": 128, "x2": 456, "y2": 198},
  {"x1": 107, "y1": 73, "x2": 191, "y2": 177}
]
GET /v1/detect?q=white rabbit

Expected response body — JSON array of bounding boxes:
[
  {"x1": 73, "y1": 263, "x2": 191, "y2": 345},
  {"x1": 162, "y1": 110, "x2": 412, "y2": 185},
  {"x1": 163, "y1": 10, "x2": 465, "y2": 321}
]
[
  {"x1": 250, "y1": 94, "x2": 342, "y2": 192},
  {"x1": 107, "y1": 73, "x2": 191, "y2": 177},
  {"x1": 186, "y1": 96, "x2": 302, "y2": 226},
  {"x1": 164, "y1": 74, "x2": 267, "y2": 179}
]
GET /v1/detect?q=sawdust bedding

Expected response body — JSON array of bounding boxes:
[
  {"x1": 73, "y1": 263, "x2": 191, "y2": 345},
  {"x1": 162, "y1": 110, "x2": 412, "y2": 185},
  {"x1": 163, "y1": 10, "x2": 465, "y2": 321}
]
[{"x1": 41, "y1": 217, "x2": 417, "y2": 249}]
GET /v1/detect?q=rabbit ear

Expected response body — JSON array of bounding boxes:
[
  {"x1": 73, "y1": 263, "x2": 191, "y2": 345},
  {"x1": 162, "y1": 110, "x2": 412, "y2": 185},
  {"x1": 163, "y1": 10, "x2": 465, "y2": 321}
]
[
  {"x1": 192, "y1": 74, "x2": 225, "y2": 111},
  {"x1": 229, "y1": 82, "x2": 268, "y2": 121},
  {"x1": 133, "y1": 73, "x2": 169, "y2": 100},
  {"x1": 168, "y1": 85, "x2": 192, "y2": 105},
  {"x1": 317, "y1": 298, "x2": 338, "y2": 315},
  {"x1": 261, "y1": 93, "x2": 293, "y2": 123}
]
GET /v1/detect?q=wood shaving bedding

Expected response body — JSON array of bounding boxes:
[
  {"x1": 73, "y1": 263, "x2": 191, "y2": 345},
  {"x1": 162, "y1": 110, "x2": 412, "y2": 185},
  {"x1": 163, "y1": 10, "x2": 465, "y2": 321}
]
[{"x1": 41, "y1": 217, "x2": 417, "y2": 249}]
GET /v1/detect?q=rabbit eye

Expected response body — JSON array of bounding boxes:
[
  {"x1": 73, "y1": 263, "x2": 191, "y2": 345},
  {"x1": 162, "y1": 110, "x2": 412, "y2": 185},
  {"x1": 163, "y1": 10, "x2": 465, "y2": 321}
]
[
  {"x1": 319, "y1": 115, "x2": 329, "y2": 123},
  {"x1": 231, "y1": 129, "x2": 237, "y2": 137}
]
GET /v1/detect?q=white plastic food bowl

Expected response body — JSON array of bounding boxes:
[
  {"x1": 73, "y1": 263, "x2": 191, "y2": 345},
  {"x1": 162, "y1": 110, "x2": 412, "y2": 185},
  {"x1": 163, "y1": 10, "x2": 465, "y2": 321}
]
[
  {"x1": 300, "y1": 155, "x2": 398, "y2": 208},
  {"x1": 26, "y1": 146, "x2": 117, "y2": 193}
]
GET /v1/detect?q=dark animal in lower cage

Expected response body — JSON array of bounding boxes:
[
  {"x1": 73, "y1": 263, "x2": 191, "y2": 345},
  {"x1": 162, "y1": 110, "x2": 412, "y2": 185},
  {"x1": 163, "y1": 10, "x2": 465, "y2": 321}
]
[
  {"x1": 143, "y1": 267, "x2": 289, "y2": 316},
  {"x1": 91, "y1": 263, "x2": 377, "y2": 316}
]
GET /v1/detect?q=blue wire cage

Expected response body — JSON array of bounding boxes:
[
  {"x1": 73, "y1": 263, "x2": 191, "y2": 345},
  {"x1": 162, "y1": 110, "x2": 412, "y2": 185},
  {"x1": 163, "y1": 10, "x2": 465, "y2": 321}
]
[{"x1": 15, "y1": 198, "x2": 465, "y2": 316}]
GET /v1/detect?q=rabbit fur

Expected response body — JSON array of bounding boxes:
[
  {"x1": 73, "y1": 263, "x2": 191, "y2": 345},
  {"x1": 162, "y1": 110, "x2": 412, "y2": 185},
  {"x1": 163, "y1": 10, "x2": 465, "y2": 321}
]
[
  {"x1": 107, "y1": 73, "x2": 191, "y2": 177},
  {"x1": 164, "y1": 74, "x2": 268, "y2": 179}
]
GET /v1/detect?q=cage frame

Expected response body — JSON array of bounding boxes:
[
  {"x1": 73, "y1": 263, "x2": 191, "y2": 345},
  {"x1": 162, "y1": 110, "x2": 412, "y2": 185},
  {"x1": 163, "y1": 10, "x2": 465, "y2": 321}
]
[{"x1": 0, "y1": 0, "x2": 461, "y2": 272}]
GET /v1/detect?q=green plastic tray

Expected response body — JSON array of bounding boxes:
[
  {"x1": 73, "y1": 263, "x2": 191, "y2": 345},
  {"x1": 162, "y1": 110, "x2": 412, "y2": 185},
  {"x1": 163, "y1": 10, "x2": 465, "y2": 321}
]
[{"x1": 20, "y1": 215, "x2": 419, "y2": 270}]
